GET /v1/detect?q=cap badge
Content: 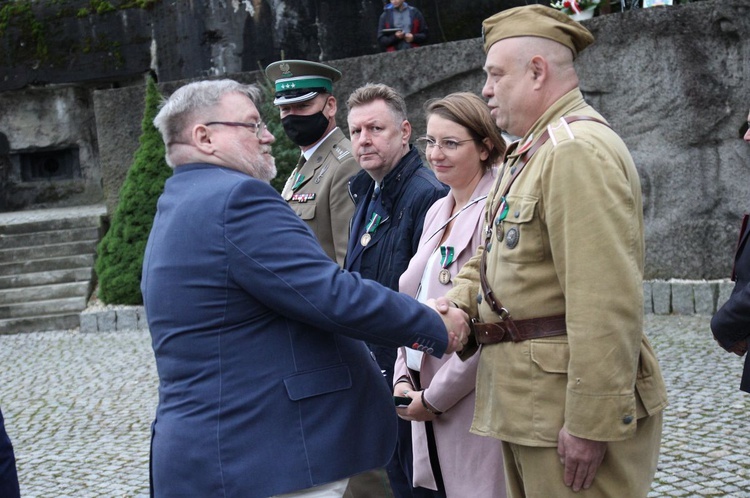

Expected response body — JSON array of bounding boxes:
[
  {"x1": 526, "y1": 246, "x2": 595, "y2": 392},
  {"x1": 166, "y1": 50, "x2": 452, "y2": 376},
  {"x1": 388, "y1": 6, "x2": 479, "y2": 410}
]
[{"x1": 279, "y1": 62, "x2": 292, "y2": 78}]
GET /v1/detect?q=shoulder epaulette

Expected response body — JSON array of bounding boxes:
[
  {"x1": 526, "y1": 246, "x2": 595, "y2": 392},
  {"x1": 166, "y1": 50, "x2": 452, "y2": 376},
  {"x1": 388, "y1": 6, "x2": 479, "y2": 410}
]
[{"x1": 546, "y1": 117, "x2": 578, "y2": 147}]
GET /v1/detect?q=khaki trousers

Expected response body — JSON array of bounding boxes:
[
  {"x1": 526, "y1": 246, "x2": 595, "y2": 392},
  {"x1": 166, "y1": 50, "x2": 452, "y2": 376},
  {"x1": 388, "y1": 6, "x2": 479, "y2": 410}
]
[{"x1": 502, "y1": 412, "x2": 663, "y2": 498}]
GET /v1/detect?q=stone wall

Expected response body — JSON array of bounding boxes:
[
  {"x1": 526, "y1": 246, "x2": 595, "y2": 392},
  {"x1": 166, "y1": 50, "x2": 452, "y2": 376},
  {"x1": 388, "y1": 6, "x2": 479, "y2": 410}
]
[
  {"x1": 0, "y1": 86, "x2": 104, "y2": 210},
  {"x1": 0, "y1": 0, "x2": 546, "y2": 92},
  {"x1": 93, "y1": 1, "x2": 750, "y2": 280}
]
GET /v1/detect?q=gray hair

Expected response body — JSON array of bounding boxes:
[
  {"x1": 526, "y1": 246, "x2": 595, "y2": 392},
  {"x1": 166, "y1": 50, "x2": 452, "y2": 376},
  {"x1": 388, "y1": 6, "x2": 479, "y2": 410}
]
[
  {"x1": 153, "y1": 79, "x2": 262, "y2": 152},
  {"x1": 346, "y1": 83, "x2": 408, "y2": 123}
]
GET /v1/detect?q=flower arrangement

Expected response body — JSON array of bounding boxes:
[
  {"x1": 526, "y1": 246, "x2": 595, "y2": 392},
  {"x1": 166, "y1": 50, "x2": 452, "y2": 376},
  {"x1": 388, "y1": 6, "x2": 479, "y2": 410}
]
[{"x1": 550, "y1": 0, "x2": 601, "y2": 15}]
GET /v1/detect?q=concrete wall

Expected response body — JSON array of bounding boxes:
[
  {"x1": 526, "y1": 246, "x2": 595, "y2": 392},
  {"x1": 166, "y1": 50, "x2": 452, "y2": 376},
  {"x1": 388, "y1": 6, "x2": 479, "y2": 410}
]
[
  {"x1": 0, "y1": 86, "x2": 103, "y2": 210},
  {"x1": 93, "y1": 1, "x2": 750, "y2": 280}
]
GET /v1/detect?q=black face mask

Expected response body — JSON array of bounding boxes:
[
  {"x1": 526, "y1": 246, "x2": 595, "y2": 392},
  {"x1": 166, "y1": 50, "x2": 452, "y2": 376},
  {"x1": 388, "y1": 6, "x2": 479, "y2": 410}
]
[{"x1": 282, "y1": 110, "x2": 330, "y2": 147}]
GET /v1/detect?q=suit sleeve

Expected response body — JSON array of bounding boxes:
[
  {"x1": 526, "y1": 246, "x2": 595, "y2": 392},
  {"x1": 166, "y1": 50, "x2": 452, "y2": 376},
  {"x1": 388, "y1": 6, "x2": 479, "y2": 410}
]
[
  {"x1": 544, "y1": 139, "x2": 644, "y2": 441},
  {"x1": 223, "y1": 178, "x2": 449, "y2": 356},
  {"x1": 446, "y1": 248, "x2": 483, "y2": 319},
  {"x1": 711, "y1": 278, "x2": 750, "y2": 348},
  {"x1": 329, "y1": 156, "x2": 360, "y2": 266}
]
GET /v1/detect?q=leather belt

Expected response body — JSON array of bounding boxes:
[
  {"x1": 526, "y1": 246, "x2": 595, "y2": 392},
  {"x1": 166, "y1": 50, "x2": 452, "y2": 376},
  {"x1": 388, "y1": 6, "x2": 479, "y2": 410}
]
[{"x1": 471, "y1": 314, "x2": 566, "y2": 344}]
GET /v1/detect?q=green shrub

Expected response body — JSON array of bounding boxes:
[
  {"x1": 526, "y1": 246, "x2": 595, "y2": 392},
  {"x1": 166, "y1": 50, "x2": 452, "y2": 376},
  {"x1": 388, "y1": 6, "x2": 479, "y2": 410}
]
[{"x1": 95, "y1": 76, "x2": 171, "y2": 304}]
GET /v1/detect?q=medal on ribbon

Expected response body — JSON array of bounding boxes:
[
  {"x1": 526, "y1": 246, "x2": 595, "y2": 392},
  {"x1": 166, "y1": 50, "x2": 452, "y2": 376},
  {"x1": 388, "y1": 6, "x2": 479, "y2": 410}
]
[
  {"x1": 495, "y1": 196, "x2": 509, "y2": 242},
  {"x1": 438, "y1": 245, "x2": 455, "y2": 285},
  {"x1": 361, "y1": 212, "x2": 382, "y2": 246},
  {"x1": 292, "y1": 172, "x2": 305, "y2": 191}
]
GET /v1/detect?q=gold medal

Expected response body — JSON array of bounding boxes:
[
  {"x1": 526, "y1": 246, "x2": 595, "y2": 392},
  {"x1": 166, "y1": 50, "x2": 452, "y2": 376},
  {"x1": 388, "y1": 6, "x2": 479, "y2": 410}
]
[
  {"x1": 361, "y1": 233, "x2": 371, "y2": 246},
  {"x1": 438, "y1": 268, "x2": 451, "y2": 285}
]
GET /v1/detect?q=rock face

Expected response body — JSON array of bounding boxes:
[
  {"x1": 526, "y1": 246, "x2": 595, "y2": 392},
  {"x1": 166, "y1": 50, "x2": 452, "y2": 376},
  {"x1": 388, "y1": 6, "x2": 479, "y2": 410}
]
[
  {"x1": 577, "y1": 2, "x2": 750, "y2": 279},
  {"x1": 1, "y1": 0, "x2": 749, "y2": 280},
  {"x1": 0, "y1": 0, "x2": 544, "y2": 91}
]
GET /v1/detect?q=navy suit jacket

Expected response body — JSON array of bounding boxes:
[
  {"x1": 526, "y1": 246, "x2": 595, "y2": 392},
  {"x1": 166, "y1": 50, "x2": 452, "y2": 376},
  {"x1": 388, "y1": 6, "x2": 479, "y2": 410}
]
[
  {"x1": 141, "y1": 163, "x2": 449, "y2": 497},
  {"x1": 711, "y1": 215, "x2": 750, "y2": 392}
]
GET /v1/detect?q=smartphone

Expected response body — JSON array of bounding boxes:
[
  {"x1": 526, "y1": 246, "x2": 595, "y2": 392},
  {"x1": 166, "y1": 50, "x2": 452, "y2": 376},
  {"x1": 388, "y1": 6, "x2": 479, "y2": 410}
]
[{"x1": 394, "y1": 396, "x2": 412, "y2": 407}]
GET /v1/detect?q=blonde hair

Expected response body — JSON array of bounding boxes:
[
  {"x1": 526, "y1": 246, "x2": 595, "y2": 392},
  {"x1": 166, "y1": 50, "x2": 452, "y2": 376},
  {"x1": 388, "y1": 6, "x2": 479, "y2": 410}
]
[{"x1": 346, "y1": 83, "x2": 408, "y2": 123}]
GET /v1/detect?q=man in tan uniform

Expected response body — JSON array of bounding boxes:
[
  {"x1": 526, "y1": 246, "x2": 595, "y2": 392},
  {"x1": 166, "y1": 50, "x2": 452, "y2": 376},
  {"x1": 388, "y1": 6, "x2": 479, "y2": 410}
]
[
  {"x1": 435, "y1": 5, "x2": 668, "y2": 497},
  {"x1": 265, "y1": 60, "x2": 361, "y2": 266}
]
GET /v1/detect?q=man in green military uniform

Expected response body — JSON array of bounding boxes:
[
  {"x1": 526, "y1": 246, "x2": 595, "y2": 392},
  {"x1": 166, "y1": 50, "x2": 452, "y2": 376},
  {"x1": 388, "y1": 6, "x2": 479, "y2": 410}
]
[
  {"x1": 265, "y1": 60, "x2": 361, "y2": 266},
  {"x1": 434, "y1": 5, "x2": 668, "y2": 497}
]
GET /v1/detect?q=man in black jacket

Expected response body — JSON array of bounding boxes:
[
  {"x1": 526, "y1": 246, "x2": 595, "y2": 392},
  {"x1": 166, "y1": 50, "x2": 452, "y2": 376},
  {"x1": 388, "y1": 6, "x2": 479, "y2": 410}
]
[
  {"x1": 345, "y1": 83, "x2": 448, "y2": 497},
  {"x1": 711, "y1": 107, "x2": 750, "y2": 392}
]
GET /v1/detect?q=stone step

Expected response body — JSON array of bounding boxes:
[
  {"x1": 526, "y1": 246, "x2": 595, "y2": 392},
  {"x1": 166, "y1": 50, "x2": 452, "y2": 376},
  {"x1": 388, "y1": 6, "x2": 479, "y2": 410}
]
[
  {"x1": 0, "y1": 281, "x2": 91, "y2": 306},
  {"x1": 0, "y1": 240, "x2": 99, "y2": 265},
  {"x1": 0, "y1": 313, "x2": 81, "y2": 335},
  {"x1": 0, "y1": 205, "x2": 107, "y2": 236},
  {"x1": 0, "y1": 268, "x2": 93, "y2": 290},
  {"x1": 0, "y1": 226, "x2": 101, "y2": 249},
  {"x1": 0, "y1": 296, "x2": 87, "y2": 320},
  {"x1": 0, "y1": 214, "x2": 106, "y2": 235},
  {"x1": 0, "y1": 254, "x2": 95, "y2": 277}
]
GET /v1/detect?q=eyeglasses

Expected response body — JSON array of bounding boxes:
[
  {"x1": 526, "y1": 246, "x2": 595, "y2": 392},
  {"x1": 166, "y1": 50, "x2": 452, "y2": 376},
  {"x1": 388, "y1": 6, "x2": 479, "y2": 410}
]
[
  {"x1": 204, "y1": 121, "x2": 267, "y2": 139},
  {"x1": 415, "y1": 137, "x2": 476, "y2": 154}
]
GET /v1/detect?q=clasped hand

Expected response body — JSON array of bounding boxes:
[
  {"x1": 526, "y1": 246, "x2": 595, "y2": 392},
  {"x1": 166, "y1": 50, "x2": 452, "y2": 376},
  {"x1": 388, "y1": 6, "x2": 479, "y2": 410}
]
[{"x1": 426, "y1": 297, "x2": 470, "y2": 354}]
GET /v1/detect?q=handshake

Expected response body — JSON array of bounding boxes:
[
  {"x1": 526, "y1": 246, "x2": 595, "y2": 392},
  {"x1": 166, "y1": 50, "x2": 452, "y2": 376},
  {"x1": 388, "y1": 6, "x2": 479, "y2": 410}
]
[{"x1": 426, "y1": 297, "x2": 471, "y2": 354}]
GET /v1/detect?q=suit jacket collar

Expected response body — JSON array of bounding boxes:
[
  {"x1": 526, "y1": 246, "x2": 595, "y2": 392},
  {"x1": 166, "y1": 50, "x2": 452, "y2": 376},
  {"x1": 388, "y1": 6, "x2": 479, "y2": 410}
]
[
  {"x1": 294, "y1": 128, "x2": 350, "y2": 191},
  {"x1": 399, "y1": 168, "x2": 495, "y2": 298}
]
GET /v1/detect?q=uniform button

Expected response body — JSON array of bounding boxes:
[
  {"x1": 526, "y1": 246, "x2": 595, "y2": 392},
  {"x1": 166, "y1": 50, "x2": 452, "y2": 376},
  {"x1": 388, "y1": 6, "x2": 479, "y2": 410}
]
[
  {"x1": 622, "y1": 415, "x2": 634, "y2": 425},
  {"x1": 514, "y1": 211, "x2": 520, "y2": 218},
  {"x1": 476, "y1": 293, "x2": 483, "y2": 304},
  {"x1": 510, "y1": 166, "x2": 516, "y2": 174}
]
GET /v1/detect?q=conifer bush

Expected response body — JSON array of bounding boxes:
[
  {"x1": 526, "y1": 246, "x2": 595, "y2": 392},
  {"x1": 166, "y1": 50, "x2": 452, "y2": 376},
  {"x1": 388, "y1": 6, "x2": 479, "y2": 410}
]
[{"x1": 95, "y1": 76, "x2": 171, "y2": 304}]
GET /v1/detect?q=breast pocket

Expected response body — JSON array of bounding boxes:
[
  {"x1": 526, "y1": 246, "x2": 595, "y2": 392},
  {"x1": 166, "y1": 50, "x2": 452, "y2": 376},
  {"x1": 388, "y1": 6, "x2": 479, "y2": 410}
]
[
  {"x1": 500, "y1": 195, "x2": 544, "y2": 263},
  {"x1": 294, "y1": 202, "x2": 316, "y2": 221}
]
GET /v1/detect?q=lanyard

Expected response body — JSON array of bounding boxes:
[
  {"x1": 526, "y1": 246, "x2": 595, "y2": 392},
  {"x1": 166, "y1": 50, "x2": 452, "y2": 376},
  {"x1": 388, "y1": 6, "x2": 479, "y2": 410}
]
[{"x1": 424, "y1": 194, "x2": 488, "y2": 244}]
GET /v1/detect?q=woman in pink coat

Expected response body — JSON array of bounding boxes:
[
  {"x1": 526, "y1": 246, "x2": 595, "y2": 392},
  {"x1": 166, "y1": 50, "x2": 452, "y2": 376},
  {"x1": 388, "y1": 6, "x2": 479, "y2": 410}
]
[{"x1": 395, "y1": 92, "x2": 507, "y2": 497}]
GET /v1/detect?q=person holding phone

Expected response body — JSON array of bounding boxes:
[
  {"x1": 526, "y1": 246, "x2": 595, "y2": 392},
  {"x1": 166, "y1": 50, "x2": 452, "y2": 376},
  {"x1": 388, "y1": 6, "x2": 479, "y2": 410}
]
[
  {"x1": 393, "y1": 93, "x2": 506, "y2": 498},
  {"x1": 377, "y1": 0, "x2": 428, "y2": 52}
]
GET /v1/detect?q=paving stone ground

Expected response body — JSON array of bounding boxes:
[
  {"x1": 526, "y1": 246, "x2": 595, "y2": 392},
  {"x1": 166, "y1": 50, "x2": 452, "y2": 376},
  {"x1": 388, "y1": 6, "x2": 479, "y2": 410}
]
[{"x1": 0, "y1": 315, "x2": 748, "y2": 497}]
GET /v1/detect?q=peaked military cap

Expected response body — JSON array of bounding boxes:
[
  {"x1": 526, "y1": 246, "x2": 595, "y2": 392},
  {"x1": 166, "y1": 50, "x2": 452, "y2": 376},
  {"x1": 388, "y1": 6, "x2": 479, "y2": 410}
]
[
  {"x1": 481, "y1": 5, "x2": 594, "y2": 57},
  {"x1": 265, "y1": 60, "x2": 342, "y2": 106}
]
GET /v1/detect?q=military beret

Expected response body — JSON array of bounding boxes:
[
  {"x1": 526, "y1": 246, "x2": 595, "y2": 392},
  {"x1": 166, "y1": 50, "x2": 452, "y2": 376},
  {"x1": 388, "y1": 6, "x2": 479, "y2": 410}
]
[
  {"x1": 481, "y1": 5, "x2": 595, "y2": 57},
  {"x1": 264, "y1": 59, "x2": 342, "y2": 106}
]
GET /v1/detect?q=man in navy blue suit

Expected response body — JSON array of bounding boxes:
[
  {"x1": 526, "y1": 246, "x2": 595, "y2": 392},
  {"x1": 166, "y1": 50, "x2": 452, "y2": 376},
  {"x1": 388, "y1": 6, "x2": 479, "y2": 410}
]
[
  {"x1": 711, "y1": 107, "x2": 750, "y2": 392},
  {"x1": 142, "y1": 79, "x2": 469, "y2": 498}
]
